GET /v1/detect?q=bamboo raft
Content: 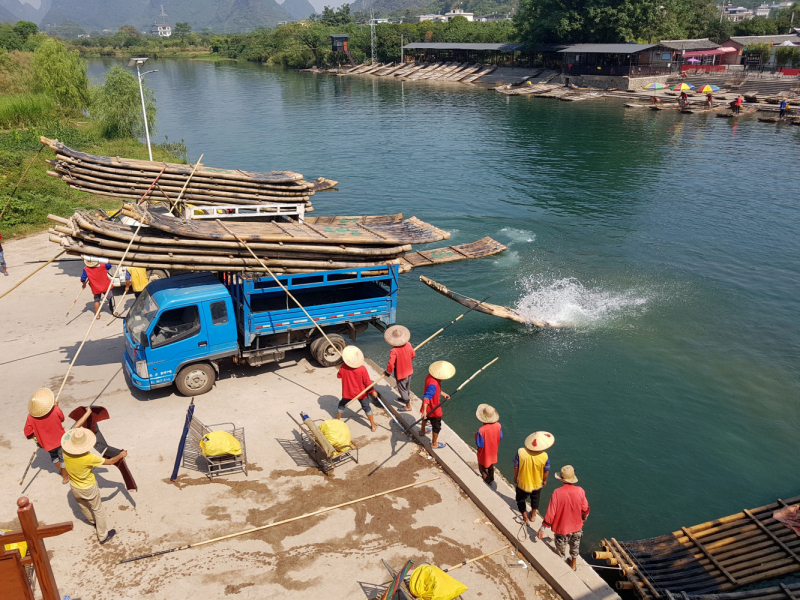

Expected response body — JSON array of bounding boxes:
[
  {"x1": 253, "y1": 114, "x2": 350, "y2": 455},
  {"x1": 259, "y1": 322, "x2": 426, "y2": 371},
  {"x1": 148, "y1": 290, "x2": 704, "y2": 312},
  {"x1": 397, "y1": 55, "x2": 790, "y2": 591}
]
[
  {"x1": 419, "y1": 275, "x2": 558, "y2": 328},
  {"x1": 598, "y1": 495, "x2": 800, "y2": 599},
  {"x1": 47, "y1": 208, "x2": 507, "y2": 274},
  {"x1": 40, "y1": 137, "x2": 337, "y2": 210}
]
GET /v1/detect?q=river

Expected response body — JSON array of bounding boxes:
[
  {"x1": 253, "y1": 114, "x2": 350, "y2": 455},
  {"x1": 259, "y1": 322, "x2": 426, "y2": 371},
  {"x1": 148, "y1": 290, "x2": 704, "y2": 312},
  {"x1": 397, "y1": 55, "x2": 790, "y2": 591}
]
[{"x1": 88, "y1": 59, "x2": 800, "y2": 551}]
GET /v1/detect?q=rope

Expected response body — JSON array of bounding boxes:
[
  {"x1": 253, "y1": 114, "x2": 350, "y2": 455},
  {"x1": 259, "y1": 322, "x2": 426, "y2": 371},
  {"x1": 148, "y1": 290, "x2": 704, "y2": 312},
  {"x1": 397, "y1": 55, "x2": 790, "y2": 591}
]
[{"x1": 0, "y1": 144, "x2": 44, "y2": 223}]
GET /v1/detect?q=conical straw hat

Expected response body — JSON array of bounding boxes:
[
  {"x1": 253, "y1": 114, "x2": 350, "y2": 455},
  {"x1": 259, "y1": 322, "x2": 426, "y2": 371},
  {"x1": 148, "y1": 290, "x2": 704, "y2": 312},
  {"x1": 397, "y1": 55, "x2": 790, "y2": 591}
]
[
  {"x1": 83, "y1": 259, "x2": 99, "y2": 268},
  {"x1": 476, "y1": 403, "x2": 499, "y2": 424},
  {"x1": 428, "y1": 361, "x2": 455, "y2": 380},
  {"x1": 341, "y1": 345, "x2": 364, "y2": 369},
  {"x1": 61, "y1": 428, "x2": 96, "y2": 455},
  {"x1": 384, "y1": 325, "x2": 411, "y2": 347},
  {"x1": 28, "y1": 388, "x2": 55, "y2": 418},
  {"x1": 555, "y1": 465, "x2": 578, "y2": 484},
  {"x1": 524, "y1": 431, "x2": 554, "y2": 452}
]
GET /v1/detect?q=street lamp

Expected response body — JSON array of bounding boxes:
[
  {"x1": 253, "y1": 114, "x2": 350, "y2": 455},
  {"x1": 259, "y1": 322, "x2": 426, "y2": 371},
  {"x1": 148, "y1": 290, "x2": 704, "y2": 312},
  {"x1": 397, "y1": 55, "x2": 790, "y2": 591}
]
[{"x1": 127, "y1": 57, "x2": 158, "y2": 161}]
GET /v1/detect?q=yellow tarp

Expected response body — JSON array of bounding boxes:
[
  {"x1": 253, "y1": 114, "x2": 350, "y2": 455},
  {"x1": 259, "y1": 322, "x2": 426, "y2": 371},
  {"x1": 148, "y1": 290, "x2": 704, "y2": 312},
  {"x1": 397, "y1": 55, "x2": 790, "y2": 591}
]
[
  {"x1": 1, "y1": 529, "x2": 27, "y2": 558},
  {"x1": 200, "y1": 430, "x2": 242, "y2": 457},
  {"x1": 408, "y1": 565, "x2": 467, "y2": 600},
  {"x1": 320, "y1": 419, "x2": 352, "y2": 454}
]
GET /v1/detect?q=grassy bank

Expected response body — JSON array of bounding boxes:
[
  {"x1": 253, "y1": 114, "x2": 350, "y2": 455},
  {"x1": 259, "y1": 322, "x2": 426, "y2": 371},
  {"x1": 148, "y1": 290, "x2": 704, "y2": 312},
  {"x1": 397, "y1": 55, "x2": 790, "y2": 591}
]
[
  {"x1": 0, "y1": 124, "x2": 183, "y2": 239},
  {"x1": 1, "y1": 36, "x2": 184, "y2": 240}
]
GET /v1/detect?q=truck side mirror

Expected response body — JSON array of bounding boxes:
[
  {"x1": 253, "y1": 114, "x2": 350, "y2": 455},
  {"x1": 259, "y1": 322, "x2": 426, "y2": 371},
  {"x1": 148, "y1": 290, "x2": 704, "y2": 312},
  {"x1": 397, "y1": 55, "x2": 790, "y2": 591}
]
[{"x1": 140, "y1": 331, "x2": 149, "y2": 347}]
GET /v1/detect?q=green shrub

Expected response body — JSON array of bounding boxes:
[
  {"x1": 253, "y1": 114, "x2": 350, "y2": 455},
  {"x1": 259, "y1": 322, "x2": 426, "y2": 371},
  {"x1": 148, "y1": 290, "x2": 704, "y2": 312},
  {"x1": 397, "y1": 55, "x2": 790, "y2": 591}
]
[
  {"x1": 30, "y1": 38, "x2": 89, "y2": 108},
  {"x1": 91, "y1": 65, "x2": 157, "y2": 139},
  {"x1": 0, "y1": 93, "x2": 57, "y2": 128}
]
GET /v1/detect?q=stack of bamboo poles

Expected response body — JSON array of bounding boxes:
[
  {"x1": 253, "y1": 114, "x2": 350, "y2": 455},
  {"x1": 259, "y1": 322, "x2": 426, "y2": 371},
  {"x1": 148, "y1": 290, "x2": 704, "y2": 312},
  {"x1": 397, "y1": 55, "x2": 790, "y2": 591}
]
[
  {"x1": 598, "y1": 495, "x2": 800, "y2": 599},
  {"x1": 47, "y1": 205, "x2": 507, "y2": 274},
  {"x1": 41, "y1": 137, "x2": 337, "y2": 211}
]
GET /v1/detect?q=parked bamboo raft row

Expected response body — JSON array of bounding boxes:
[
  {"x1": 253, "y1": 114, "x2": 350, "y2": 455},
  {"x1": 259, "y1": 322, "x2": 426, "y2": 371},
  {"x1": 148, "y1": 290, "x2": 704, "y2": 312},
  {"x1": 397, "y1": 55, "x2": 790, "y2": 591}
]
[
  {"x1": 40, "y1": 137, "x2": 337, "y2": 208},
  {"x1": 339, "y1": 61, "x2": 495, "y2": 84},
  {"x1": 688, "y1": 581, "x2": 800, "y2": 600},
  {"x1": 598, "y1": 494, "x2": 800, "y2": 600},
  {"x1": 46, "y1": 210, "x2": 507, "y2": 274}
]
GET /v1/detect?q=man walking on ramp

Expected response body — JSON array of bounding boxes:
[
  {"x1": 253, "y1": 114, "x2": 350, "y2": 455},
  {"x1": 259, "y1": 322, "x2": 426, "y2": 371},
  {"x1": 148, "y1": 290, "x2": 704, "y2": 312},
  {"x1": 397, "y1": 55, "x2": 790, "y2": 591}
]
[
  {"x1": 384, "y1": 325, "x2": 415, "y2": 411},
  {"x1": 336, "y1": 346, "x2": 379, "y2": 432},
  {"x1": 513, "y1": 431, "x2": 554, "y2": 525}
]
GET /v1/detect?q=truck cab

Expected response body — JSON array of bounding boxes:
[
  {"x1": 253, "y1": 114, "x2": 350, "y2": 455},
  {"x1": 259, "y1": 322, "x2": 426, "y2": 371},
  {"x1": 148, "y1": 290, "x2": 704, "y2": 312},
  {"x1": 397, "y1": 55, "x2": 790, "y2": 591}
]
[{"x1": 123, "y1": 267, "x2": 398, "y2": 396}]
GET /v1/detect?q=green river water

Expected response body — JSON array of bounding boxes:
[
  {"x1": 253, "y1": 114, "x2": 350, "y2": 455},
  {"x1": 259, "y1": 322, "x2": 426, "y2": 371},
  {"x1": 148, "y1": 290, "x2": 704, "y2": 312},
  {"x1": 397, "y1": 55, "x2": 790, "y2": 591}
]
[{"x1": 89, "y1": 59, "x2": 800, "y2": 552}]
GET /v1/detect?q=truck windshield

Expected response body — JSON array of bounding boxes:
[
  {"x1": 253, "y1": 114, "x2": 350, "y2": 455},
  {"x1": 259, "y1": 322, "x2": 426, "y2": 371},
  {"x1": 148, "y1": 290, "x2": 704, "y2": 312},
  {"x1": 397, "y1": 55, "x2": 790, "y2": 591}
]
[{"x1": 126, "y1": 289, "x2": 159, "y2": 342}]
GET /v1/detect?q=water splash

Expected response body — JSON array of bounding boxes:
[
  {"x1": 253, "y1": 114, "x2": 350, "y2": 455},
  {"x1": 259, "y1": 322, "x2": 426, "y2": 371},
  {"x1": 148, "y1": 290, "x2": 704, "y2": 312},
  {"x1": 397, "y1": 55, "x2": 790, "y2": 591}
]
[
  {"x1": 500, "y1": 227, "x2": 536, "y2": 243},
  {"x1": 493, "y1": 250, "x2": 520, "y2": 266},
  {"x1": 513, "y1": 275, "x2": 650, "y2": 328}
]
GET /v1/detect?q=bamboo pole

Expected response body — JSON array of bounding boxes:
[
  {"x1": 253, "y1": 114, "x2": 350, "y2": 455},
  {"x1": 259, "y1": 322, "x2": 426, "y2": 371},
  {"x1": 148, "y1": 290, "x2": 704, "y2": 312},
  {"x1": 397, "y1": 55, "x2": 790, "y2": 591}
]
[
  {"x1": 66, "y1": 285, "x2": 85, "y2": 317},
  {"x1": 169, "y1": 154, "x2": 203, "y2": 215},
  {"x1": 443, "y1": 544, "x2": 512, "y2": 572},
  {"x1": 345, "y1": 293, "x2": 493, "y2": 409},
  {"x1": 53, "y1": 167, "x2": 166, "y2": 403},
  {"x1": 19, "y1": 444, "x2": 38, "y2": 485},
  {"x1": 215, "y1": 220, "x2": 344, "y2": 360},
  {"x1": 0, "y1": 144, "x2": 44, "y2": 223},
  {"x1": 0, "y1": 251, "x2": 65, "y2": 301},
  {"x1": 117, "y1": 476, "x2": 439, "y2": 564},
  {"x1": 105, "y1": 287, "x2": 130, "y2": 326}
]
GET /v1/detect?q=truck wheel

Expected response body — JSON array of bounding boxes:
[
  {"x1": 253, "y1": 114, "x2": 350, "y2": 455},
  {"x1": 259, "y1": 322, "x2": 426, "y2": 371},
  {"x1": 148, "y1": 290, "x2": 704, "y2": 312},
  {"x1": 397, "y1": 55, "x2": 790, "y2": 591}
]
[
  {"x1": 147, "y1": 269, "x2": 169, "y2": 283},
  {"x1": 175, "y1": 363, "x2": 216, "y2": 396},
  {"x1": 311, "y1": 334, "x2": 347, "y2": 368}
]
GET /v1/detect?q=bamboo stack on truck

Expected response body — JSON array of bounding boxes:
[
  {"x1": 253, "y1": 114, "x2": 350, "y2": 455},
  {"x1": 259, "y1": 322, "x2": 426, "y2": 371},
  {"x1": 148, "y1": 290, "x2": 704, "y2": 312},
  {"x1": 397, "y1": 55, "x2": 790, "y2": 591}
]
[
  {"x1": 598, "y1": 494, "x2": 800, "y2": 599},
  {"x1": 47, "y1": 204, "x2": 507, "y2": 274},
  {"x1": 40, "y1": 137, "x2": 337, "y2": 211}
]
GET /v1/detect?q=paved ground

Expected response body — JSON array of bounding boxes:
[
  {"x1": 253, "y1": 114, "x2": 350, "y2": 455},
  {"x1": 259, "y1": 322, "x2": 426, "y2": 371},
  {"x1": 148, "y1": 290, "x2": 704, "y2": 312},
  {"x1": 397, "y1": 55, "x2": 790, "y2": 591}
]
[{"x1": 0, "y1": 232, "x2": 560, "y2": 600}]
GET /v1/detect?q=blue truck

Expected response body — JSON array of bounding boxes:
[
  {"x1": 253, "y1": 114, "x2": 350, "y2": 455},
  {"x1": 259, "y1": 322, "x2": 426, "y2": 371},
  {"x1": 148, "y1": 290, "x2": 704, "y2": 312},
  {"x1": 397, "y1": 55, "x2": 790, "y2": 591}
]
[{"x1": 123, "y1": 266, "x2": 399, "y2": 396}]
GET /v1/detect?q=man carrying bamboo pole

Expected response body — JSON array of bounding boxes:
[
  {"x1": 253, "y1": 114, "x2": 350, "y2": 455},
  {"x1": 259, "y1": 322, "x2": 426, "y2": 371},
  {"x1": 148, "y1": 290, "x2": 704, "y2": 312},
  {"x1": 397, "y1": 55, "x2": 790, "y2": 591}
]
[
  {"x1": 475, "y1": 404, "x2": 502, "y2": 487},
  {"x1": 513, "y1": 431, "x2": 554, "y2": 526},
  {"x1": 537, "y1": 465, "x2": 590, "y2": 571},
  {"x1": 383, "y1": 325, "x2": 415, "y2": 411},
  {"x1": 420, "y1": 361, "x2": 455, "y2": 450},
  {"x1": 336, "y1": 346, "x2": 380, "y2": 432},
  {"x1": 80, "y1": 259, "x2": 113, "y2": 318}
]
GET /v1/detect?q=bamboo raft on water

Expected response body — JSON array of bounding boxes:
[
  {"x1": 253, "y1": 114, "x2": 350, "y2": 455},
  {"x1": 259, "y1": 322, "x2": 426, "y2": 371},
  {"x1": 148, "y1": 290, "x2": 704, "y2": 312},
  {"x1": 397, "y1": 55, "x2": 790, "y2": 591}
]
[
  {"x1": 47, "y1": 209, "x2": 507, "y2": 274},
  {"x1": 40, "y1": 137, "x2": 337, "y2": 210},
  {"x1": 419, "y1": 275, "x2": 558, "y2": 328},
  {"x1": 598, "y1": 495, "x2": 800, "y2": 599}
]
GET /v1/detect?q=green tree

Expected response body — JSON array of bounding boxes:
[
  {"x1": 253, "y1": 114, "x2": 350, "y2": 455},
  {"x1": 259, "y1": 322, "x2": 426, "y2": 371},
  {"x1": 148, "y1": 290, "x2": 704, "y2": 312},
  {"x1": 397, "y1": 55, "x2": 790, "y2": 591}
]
[
  {"x1": 13, "y1": 21, "x2": 38, "y2": 41},
  {"x1": 733, "y1": 16, "x2": 779, "y2": 36},
  {"x1": 118, "y1": 25, "x2": 140, "y2": 37},
  {"x1": 174, "y1": 22, "x2": 193, "y2": 39},
  {"x1": 320, "y1": 4, "x2": 353, "y2": 26},
  {"x1": 29, "y1": 38, "x2": 89, "y2": 108},
  {"x1": 92, "y1": 65, "x2": 157, "y2": 139},
  {"x1": 0, "y1": 24, "x2": 24, "y2": 51}
]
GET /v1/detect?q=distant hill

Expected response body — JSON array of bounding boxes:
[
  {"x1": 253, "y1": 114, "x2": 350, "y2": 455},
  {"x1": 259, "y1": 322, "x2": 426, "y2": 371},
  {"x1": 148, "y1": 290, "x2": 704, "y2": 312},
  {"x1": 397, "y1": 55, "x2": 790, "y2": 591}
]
[
  {"x1": 40, "y1": 0, "x2": 294, "y2": 33},
  {"x1": 0, "y1": 0, "x2": 52, "y2": 24},
  {"x1": 351, "y1": 0, "x2": 517, "y2": 18},
  {"x1": 0, "y1": 4, "x2": 18, "y2": 22},
  {"x1": 280, "y1": 0, "x2": 315, "y2": 20}
]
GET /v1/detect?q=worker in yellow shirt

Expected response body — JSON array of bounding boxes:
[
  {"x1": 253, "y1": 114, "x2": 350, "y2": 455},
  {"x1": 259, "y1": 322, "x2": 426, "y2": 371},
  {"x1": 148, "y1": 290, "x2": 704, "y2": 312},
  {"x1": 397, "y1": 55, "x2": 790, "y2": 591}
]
[
  {"x1": 125, "y1": 267, "x2": 149, "y2": 298},
  {"x1": 513, "y1": 431, "x2": 554, "y2": 526},
  {"x1": 62, "y1": 428, "x2": 128, "y2": 545}
]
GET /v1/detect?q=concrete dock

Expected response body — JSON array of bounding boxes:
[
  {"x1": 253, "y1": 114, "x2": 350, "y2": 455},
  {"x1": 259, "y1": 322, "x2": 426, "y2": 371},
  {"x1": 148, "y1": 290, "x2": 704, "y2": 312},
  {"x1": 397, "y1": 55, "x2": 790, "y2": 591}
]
[{"x1": 0, "y1": 232, "x2": 619, "y2": 600}]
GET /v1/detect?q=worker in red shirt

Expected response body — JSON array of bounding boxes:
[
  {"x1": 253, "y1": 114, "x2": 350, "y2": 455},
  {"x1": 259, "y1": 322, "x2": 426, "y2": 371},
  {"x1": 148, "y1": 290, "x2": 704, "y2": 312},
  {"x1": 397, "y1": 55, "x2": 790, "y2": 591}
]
[
  {"x1": 537, "y1": 465, "x2": 590, "y2": 571},
  {"x1": 734, "y1": 95, "x2": 743, "y2": 115},
  {"x1": 475, "y1": 404, "x2": 502, "y2": 487},
  {"x1": 336, "y1": 345, "x2": 379, "y2": 432},
  {"x1": 24, "y1": 388, "x2": 91, "y2": 484},
  {"x1": 80, "y1": 259, "x2": 113, "y2": 318},
  {"x1": 421, "y1": 361, "x2": 455, "y2": 450},
  {"x1": 383, "y1": 325, "x2": 416, "y2": 411}
]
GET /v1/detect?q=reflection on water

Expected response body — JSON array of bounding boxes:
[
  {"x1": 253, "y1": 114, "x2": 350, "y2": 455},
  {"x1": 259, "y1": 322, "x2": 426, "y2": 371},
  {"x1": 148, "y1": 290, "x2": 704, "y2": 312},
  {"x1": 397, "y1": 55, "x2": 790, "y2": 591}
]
[{"x1": 89, "y1": 59, "x2": 800, "y2": 549}]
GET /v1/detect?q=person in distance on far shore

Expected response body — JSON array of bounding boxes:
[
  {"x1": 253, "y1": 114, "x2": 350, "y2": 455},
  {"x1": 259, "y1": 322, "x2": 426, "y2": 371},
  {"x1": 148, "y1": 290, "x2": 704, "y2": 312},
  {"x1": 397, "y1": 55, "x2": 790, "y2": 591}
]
[
  {"x1": 62, "y1": 427, "x2": 127, "y2": 545},
  {"x1": 336, "y1": 346, "x2": 379, "y2": 432},
  {"x1": 475, "y1": 404, "x2": 503, "y2": 487},
  {"x1": 383, "y1": 325, "x2": 415, "y2": 412},
  {"x1": 513, "y1": 431, "x2": 554, "y2": 526},
  {"x1": 24, "y1": 388, "x2": 92, "y2": 484},
  {"x1": 420, "y1": 361, "x2": 455, "y2": 450},
  {"x1": 538, "y1": 465, "x2": 590, "y2": 571},
  {"x1": 0, "y1": 233, "x2": 8, "y2": 276}
]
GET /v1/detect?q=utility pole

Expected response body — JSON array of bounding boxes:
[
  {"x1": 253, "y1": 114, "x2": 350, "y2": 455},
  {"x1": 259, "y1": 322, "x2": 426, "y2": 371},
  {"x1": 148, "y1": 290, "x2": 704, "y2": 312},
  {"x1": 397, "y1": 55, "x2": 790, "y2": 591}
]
[
  {"x1": 370, "y1": 9, "x2": 376, "y2": 64},
  {"x1": 128, "y1": 58, "x2": 158, "y2": 161}
]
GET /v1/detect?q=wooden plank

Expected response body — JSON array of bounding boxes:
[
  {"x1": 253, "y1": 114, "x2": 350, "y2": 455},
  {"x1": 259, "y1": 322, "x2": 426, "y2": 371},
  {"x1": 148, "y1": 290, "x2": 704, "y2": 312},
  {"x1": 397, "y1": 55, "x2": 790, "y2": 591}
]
[
  {"x1": 744, "y1": 509, "x2": 800, "y2": 566},
  {"x1": 682, "y1": 527, "x2": 738, "y2": 585},
  {"x1": 0, "y1": 523, "x2": 74, "y2": 545},
  {"x1": 781, "y1": 583, "x2": 798, "y2": 600}
]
